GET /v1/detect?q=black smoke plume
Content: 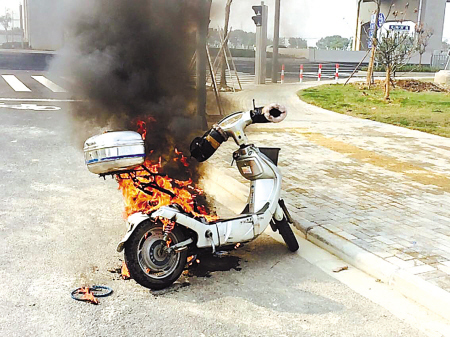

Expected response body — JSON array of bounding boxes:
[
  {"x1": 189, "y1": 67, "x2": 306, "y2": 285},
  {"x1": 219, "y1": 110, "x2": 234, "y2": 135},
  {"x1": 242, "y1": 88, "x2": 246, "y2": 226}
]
[{"x1": 52, "y1": 0, "x2": 208, "y2": 180}]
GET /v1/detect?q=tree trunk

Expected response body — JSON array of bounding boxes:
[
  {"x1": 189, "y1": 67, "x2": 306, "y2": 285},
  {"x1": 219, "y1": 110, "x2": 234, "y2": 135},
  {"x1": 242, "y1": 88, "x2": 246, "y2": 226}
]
[
  {"x1": 366, "y1": 43, "x2": 376, "y2": 87},
  {"x1": 384, "y1": 65, "x2": 391, "y2": 100},
  {"x1": 220, "y1": 0, "x2": 232, "y2": 89},
  {"x1": 419, "y1": 53, "x2": 423, "y2": 67}
]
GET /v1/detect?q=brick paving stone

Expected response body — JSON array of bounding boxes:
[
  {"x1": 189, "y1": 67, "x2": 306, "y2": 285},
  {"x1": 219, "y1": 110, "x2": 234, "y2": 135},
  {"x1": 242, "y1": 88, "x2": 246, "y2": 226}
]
[
  {"x1": 419, "y1": 269, "x2": 449, "y2": 281},
  {"x1": 386, "y1": 256, "x2": 424, "y2": 269},
  {"x1": 418, "y1": 256, "x2": 443, "y2": 264},
  {"x1": 428, "y1": 277, "x2": 450, "y2": 292},
  {"x1": 407, "y1": 264, "x2": 437, "y2": 275},
  {"x1": 437, "y1": 263, "x2": 450, "y2": 275},
  {"x1": 374, "y1": 251, "x2": 395, "y2": 259},
  {"x1": 321, "y1": 223, "x2": 341, "y2": 233},
  {"x1": 213, "y1": 83, "x2": 450, "y2": 298},
  {"x1": 336, "y1": 231, "x2": 357, "y2": 241},
  {"x1": 374, "y1": 236, "x2": 396, "y2": 245},
  {"x1": 395, "y1": 252, "x2": 415, "y2": 261}
]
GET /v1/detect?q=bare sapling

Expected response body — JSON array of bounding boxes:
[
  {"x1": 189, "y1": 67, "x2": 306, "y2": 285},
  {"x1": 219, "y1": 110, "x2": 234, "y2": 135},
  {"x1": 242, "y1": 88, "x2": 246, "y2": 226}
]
[
  {"x1": 376, "y1": 29, "x2": 415, "y2": 99},
  {"x1": 415, "y1": 23, "x2": 433, "y2": 67}
]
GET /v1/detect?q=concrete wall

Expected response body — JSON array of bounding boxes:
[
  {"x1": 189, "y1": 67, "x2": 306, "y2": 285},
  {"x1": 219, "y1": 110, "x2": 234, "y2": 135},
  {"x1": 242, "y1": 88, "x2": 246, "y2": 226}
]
[
  {"x1": 422, "y1": 0, "x2": 447, "y2": 52},
  {"x1": 309, "y1": 49, "x2": 368, "y2": 63},
  {"x1": 266, "y1": 47, "x2": 309, "y2": 59},
  {"x1": 26, "y1": 0, "x2": 65, "y2": 50},
  {"x1": 308, "y1": 48, "x2": 431, "y2": 65}
]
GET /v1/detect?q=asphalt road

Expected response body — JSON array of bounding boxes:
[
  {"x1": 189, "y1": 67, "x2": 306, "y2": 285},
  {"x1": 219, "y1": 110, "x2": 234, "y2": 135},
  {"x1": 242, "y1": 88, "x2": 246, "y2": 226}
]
[{"x1": 0, "y1": 70, "x2": 444, "y2": 337}]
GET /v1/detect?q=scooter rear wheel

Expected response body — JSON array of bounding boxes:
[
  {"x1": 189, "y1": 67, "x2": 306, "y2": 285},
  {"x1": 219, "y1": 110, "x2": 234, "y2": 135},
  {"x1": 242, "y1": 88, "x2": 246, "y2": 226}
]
[
  {"x1": 274, "y1": 217, "x2": 299, "y2": 252},
  {"x1": 124, "y1": 219, "x2": 188, "y2": 290}
]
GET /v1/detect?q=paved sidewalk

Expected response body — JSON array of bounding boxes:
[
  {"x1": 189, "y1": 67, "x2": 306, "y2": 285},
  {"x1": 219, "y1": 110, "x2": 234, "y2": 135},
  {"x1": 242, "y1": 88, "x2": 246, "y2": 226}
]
[{"x1": 205, "y1": 80, "x2": 450, "y2": 320}]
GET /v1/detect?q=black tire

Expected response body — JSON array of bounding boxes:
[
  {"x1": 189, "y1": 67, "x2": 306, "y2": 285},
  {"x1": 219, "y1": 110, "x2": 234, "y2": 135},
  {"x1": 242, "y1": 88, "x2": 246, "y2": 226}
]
[
  {"x1": 124, "y1": 219, "x2": 188, "y2": 290},
  {"x1": 274, "y1": 217, "x2": 299, "y2": 252}
]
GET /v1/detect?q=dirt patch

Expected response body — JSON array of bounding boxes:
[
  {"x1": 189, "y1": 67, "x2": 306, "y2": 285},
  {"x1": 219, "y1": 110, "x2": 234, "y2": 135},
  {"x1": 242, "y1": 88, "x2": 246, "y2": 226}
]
[
  {"x1": 356, "y1": 80, "x2": 448, "y2": 93},
  {"x1": 394, "y1": 79, "x2": 448, "y2": 93}
]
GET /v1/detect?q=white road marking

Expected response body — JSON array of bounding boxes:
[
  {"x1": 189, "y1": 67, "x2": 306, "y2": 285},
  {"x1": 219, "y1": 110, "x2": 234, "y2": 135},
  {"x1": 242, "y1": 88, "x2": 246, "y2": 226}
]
[
  {"x1": 0, "y1": 98, "x2": 81, "y2": 102},
  {"x1": 1, "y1": 75, "x2": 31, "y2": 92},
  {"x1": 31, "y1": 75, "x2": 67, "y2": 93},
  {"x1": 0, "y1": 103, "x2": 61, "y2": 111}
]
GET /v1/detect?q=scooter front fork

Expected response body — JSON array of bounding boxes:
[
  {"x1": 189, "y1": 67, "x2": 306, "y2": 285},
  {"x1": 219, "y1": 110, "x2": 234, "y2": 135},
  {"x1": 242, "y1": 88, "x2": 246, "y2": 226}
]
[
  {"x1": 270, "y1": 200, "x2": 285, "y2": 232},
  {"x1": 273, "y1": 201, "x2": 284, "y2": 221},
  {"x1": 270, "y1": 199, "x2": 292, "y2": 232},
  {"x1": 278, "y1": 199, "x2": 294, "y2": 223}
]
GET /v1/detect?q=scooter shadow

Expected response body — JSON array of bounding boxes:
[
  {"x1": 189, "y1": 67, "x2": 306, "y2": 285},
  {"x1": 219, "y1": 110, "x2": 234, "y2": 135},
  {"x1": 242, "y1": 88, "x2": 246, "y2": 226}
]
[{"x1": 151, "y1": 234, "x2": 344, "y2": 315}]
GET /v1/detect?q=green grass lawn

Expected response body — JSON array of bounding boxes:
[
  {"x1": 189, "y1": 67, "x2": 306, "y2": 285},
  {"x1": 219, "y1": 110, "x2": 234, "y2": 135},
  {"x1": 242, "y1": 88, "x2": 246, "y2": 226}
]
[{"x1": 298, "y1": 83, "x2": 450, "y2": 137}]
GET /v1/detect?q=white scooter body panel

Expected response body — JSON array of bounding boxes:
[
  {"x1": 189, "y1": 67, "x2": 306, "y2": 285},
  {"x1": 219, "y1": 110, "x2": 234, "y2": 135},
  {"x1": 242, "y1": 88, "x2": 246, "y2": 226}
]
[
  {"x1": 216, "y1": 216, "x2": 256, "y2": 244},
  {"x1": 116, "y1": 212, "x2": 151, "y2": 252},
  {"x1": 117, "y1": 105, "x2": 291, "y2": 253},
  {"x1": 151, "y1": 206, "x2": 220, "y2": 248},
  {"x1": 148, "y1": 145, "x2": 283, "y2": 249}
]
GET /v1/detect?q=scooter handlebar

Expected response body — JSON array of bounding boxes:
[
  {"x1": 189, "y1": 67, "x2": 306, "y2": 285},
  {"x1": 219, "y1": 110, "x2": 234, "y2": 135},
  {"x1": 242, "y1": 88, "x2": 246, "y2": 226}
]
[{"x1": 251, "y1": 103, "x2": 287, "y2": 124}]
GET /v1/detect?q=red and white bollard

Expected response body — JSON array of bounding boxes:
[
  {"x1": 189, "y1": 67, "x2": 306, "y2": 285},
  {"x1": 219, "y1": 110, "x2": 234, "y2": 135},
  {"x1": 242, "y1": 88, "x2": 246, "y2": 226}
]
[
  {"x1": 335, "y1": 63, "x2": 340, "y2": 83},
  {"x1": 281, "y1": 64, "x2": 285, "y2": 84},
  {"x1": 318, "y1": 64, "x2": 322, "y2": 81},
  {"x1": 299, "y1": 64, "x2": 303, "y2": 83}
]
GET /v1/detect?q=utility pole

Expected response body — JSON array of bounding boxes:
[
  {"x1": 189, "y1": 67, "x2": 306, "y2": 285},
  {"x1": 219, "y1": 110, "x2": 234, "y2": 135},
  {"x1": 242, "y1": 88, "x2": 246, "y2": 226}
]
[
  {"x1": 220, "y1": 0, "x2": 232, "y2": 89},
  {"x1": 417, "y1": 0, "x2": 424, "y2": 26},
  {"x1": 19, "y1": 4, "x2": 24, "y2": 48},
  {"x1": 366, "y1": 0, "x2": 381, "y2": 86},
  {"x1": 272, "y1": 0, "x2": 281, "y2": 83},
  {"x1": 252, "y1": 1, "x2": 268, "y2": 85},
  {"x1": 196, "y1": 0, "x2": 211, "y2": 129},
  {"x1": 11, "y1": 11, "x2": 15, "y2": 43}
]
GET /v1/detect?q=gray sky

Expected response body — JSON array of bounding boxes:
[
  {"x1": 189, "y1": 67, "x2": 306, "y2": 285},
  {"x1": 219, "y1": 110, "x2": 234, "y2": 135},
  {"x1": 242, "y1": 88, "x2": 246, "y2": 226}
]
[
  {"x1": 2, "y1": 0, "x2": 450, "y2": 46},
  {"x1": 1, "y1": 0, "x2": 22, "y2": 25},
  {"x1": 211, "y1": 0, "x2": 450, "y2": 46},
  {"x1": 211, "y1": 0, "x2": 357, "y2": 46}
]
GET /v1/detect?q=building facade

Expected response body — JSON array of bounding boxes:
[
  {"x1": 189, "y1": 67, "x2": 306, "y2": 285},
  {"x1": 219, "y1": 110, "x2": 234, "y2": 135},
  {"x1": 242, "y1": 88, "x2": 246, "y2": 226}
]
[
  {"x1": 23, "y1": 0, "x2": 65, "y2": 50},
  {"x1": 354, "y1": 0, "x2": 448, "y2": 52}
]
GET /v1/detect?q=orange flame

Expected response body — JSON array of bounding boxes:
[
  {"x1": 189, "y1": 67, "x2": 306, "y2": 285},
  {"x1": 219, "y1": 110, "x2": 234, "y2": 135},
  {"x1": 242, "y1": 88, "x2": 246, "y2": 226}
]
[
  {"x1": 174, "y1": 148, "x2": 189, "y2": 167},
  {"x1": 116, "y1": 159, "x2": 217, "y2": 222},
  {"x1": 121, "y1": 261, "x2": 131, "y2": 280},
  {"x1": 136, "y1": 116, "x2": 156, "y2": 141},
  {"x1": 137, "y1": 121, "x2": 147, "y2": 140},
  {"x1": 79, "y1": 287, "x2": 99, "y2": 305},
  {"x1": 116, "y1": 120, "x2": 218, "y2": 224}
]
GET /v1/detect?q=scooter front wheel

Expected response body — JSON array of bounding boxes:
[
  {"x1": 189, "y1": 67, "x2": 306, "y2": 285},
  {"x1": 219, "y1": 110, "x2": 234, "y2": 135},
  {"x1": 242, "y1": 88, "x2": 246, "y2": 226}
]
[
  {"x1": 124, "y1": 219, "x2": 188, "y2": 290},
  {"x1": 273, "y1": 217, "x2": 299, "y2": 252}
]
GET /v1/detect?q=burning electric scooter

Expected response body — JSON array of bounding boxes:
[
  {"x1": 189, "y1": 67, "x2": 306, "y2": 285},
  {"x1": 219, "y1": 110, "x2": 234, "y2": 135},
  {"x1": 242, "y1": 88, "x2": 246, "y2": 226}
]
[{"x1": 84, "y1": 103, "x2": 298, "y2": 289}]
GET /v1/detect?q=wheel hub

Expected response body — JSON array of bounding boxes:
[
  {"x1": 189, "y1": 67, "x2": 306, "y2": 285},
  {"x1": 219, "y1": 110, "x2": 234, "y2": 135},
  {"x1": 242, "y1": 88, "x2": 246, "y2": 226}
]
[
  {"x1": 137, "y1": 228, "x2": 180, "y2": 279},
  {"x1": 147, "y1": 240, "x2": 170, "y2": 267}
]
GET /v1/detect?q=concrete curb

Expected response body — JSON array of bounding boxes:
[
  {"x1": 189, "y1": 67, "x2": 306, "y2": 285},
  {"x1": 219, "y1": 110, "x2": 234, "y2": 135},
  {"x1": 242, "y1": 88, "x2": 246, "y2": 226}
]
[
  {"x1": 303, "y1": 225, "x2": 450, "y2": 322},
  {"x1": 201, "y1": 163, "x2": 450, "y2": 322}
]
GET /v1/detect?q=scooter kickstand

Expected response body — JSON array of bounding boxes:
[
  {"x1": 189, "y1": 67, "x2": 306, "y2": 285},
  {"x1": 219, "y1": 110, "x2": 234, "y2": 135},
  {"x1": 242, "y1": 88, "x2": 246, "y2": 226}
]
[{"x1": 205, "y1": 230, "x2": 216, "y2": 254}]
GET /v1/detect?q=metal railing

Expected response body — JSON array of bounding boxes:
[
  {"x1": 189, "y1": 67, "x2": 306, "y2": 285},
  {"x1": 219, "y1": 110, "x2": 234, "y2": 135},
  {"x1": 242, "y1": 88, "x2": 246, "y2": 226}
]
[{"x1": 431, "y1": 53, "x2": 450, "y2": 70}]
